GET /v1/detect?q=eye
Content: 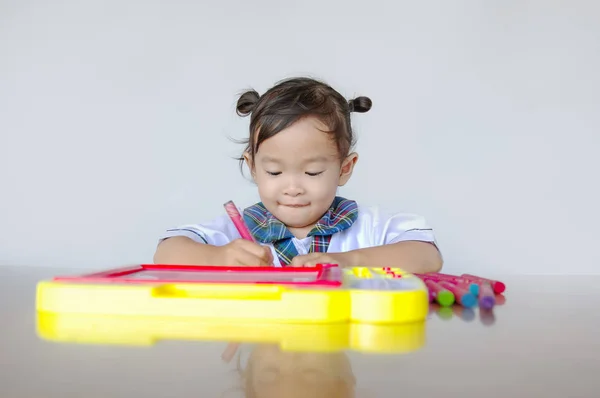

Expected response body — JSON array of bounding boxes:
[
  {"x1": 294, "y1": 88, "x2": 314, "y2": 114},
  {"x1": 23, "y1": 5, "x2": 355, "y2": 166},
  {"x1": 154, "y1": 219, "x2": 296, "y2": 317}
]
[
  {"x1": 266, "y1": 171, "x2": 281, "y2": 176},
  {"x1": 306, "y1": 171, "x2": 324, "y2": 176}
]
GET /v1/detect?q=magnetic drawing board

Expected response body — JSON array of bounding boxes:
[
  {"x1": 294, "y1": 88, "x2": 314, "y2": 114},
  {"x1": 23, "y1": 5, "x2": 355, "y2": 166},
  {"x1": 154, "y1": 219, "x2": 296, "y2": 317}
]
[{"x1": 36, "y1": 265, "x2": 430, "y2": 325}]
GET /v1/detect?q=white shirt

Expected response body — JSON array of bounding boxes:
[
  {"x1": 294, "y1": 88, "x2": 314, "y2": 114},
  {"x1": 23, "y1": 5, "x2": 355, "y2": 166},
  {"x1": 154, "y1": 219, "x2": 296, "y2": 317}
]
[{"x1": 158, "y1": 205, "x2": 438, "y2": 267}]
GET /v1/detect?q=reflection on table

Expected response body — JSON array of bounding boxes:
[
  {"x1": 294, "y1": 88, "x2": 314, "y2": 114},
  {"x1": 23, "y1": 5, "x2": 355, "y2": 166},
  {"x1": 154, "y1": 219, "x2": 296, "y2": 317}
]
[{"x1": 428, "y1": 293, "x2": 506, "y2": 325}]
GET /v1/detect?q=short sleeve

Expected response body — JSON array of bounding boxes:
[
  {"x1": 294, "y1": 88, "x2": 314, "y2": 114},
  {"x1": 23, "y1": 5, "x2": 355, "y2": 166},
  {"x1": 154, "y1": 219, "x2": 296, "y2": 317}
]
[
  {"x1": 371, "y1": 208, "x2": 438, "y2": 247},
  {"x1": 158, "y1": 213, "x2": 242, "y2": 247}
]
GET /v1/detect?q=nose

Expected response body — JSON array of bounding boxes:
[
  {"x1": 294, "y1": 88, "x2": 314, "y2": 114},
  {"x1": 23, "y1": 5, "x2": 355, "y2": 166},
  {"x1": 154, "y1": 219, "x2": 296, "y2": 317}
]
[{"x1": 283, "y1": 176, "x2": 305, "y2": 197}]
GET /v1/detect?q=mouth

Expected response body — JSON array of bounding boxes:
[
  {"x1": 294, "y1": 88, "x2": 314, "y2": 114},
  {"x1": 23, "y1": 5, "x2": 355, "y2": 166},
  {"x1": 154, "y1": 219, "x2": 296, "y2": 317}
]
[{"x1": 280, "y1": 203, "x2": 309, "y2": 208}]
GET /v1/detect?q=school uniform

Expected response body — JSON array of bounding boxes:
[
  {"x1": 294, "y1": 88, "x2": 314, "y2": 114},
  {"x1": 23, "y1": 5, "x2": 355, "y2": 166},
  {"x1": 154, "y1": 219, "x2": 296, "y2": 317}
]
[{"x1": 158, "y1": 197, "x2": 438, "y2": 267}]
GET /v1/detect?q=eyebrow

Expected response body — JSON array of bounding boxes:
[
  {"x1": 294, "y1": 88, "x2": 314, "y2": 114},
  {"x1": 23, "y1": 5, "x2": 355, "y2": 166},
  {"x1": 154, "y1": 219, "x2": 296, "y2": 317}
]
[{"x1": 261, "y1": 155, "x2": 331, "y2": 164}]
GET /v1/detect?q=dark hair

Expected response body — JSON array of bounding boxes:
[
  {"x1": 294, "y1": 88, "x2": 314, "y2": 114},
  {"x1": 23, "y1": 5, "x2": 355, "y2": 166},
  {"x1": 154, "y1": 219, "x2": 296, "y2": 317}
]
[{"x1": 235, "y1": 77, "x2": 371, "y2": 171}]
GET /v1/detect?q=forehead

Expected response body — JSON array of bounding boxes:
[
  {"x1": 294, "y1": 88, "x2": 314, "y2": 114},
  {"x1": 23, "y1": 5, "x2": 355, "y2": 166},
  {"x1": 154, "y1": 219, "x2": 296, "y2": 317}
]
[{"x1": 255, "y1": 117, "x2": 339, "y2": 162}]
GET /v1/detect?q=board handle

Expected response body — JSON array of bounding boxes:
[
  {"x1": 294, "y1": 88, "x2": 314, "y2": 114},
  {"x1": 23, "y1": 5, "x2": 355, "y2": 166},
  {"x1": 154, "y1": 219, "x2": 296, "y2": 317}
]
[{"x1": 151, "y1": 283, "x2": 284, "y2": 300}]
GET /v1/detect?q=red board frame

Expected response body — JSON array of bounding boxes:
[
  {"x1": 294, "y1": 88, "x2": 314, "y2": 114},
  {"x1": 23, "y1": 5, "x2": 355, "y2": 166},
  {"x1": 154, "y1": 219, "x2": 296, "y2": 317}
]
[{"x1": 53, "y1": 263, "x2": 343, "y2": 287}]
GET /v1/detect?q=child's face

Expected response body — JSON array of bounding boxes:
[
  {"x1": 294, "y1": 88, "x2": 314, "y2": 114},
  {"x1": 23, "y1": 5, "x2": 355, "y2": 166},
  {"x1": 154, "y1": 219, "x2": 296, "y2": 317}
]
[{"x1": 245, "y1": 117, "x2": 357, "y2": 236}]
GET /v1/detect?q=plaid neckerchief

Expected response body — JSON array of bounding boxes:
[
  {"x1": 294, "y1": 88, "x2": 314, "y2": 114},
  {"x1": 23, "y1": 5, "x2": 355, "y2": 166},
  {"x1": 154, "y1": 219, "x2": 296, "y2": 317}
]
[{"x1": 243, "y1": 196, "x2": 358, "y2": 266}]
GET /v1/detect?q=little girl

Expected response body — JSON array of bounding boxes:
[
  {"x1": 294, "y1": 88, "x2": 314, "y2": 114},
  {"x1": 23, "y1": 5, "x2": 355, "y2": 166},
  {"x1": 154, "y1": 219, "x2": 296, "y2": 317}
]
[{"x1": 154, "y1": 77, "x2": 442, "y2": 272}]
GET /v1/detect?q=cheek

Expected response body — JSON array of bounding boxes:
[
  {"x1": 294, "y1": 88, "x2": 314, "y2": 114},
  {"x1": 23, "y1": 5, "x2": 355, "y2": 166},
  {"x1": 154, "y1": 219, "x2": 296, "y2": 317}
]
[
  {"x1": 313, "y1": 174, "x2": 340, "y2": 198},
  {"x1": 256, "y1": 177, "x2": 279, "y2": 199}
]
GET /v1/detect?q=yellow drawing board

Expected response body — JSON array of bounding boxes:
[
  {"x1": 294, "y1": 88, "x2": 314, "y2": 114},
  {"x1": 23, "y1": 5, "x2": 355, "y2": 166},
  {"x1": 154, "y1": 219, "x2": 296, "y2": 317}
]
[{"x1": 36, "y1": 264, "x2": 429, "y2": 325}]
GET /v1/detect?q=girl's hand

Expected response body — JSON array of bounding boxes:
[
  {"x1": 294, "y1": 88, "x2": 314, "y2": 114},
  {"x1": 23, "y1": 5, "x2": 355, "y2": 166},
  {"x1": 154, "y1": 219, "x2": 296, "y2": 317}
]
[
  {"x1": 289, "y1": 252, "x2": 356, "y2": 268},
  {"x1": 215, "y1": 239, "x2": 273, "y2": 266}
]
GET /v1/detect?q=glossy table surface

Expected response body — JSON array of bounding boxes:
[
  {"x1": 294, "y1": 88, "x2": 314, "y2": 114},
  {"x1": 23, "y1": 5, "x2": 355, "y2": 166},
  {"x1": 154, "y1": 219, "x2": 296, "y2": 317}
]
[{"x1": 1, "y1": 265, "x2": 599, "y2": 398}]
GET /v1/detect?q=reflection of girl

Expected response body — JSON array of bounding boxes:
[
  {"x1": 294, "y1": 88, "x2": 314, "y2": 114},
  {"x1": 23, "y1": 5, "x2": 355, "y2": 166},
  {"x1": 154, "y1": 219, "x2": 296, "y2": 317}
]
[{"x1": 228, "y1": 344, "x2": 356, "y2": 398}]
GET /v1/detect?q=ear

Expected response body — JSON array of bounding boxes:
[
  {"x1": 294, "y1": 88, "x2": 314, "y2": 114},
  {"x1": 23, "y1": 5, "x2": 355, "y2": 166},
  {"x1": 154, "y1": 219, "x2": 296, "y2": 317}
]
[
  {"x1": 243, "y1": 151, "x2": 256, "y2": 178},
  {"x1": 338, "y1": 152, "x2": 358, "y2": 186}
]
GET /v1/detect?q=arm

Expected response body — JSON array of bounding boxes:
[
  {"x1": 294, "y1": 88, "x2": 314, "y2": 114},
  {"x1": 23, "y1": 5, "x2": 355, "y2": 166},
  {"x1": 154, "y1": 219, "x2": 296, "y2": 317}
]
[
  {"x1": 345, "y1": 240, "x2": 443, "y2": 273},
  {"x1": 291, "y1": 210, "x2": 442, "y2": 272},
  {"x1": 153, "y1": 236, "x2": 221, "y2": 265},
  {"x1": 290, "y1": 240, "x2": 443, "y2": 273},
  {"x1": 153, "y1": 236, "x2": 274, "y2": 266}
]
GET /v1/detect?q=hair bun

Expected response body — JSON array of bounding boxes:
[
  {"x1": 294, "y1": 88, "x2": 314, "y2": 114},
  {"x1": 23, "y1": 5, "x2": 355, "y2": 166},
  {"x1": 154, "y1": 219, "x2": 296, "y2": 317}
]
[
  {"x1": 348, "y1": 96, "x2": 372, "y2": 113},
  {"x1": 236, "y1": 90, "x2": 260, "y2": 116}
]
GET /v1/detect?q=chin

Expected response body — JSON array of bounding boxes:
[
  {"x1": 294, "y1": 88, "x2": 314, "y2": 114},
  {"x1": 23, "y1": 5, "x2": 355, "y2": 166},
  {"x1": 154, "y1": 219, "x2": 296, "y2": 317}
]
[
  {"x1": 276, "y1": 216, "x2": 312, "y2": 229},
  {"x1": 271, "y1": 211, "x2": 311, "y2": 228}
]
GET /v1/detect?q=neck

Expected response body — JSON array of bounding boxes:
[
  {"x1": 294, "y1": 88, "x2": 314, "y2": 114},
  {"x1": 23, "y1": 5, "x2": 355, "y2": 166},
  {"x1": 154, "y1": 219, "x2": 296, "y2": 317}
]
[{"x1": 287, "y1": 224, "x2": 315, "y2": 239}]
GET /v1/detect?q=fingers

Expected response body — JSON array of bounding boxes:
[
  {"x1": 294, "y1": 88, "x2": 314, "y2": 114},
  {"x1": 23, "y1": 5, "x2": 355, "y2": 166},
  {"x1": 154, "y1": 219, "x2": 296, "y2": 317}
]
[
  {"x1": 261, "y1": 246, "x2": 274, "y2": 265},
  {"x1": 233, "y1": 240, "x2": 273, "y2": 265},
  {"x1": 221, "y1": 343, "x2": 240, "y2": 363},
  {"x1": 300, "y1": 260, "x2": 320, "y2": 267},
  {"x1": 253, "y1": 244, "x2": 273, "y2": 265},
  {"x1": 290, "y1": 254, "x2": 306, "y2": 267},
  {"x1": 290, "y1": 253, "x2": 321, "y2": 267},
  {"x1": 235, "y1": 249, "x2": 270, "y2": 266}
]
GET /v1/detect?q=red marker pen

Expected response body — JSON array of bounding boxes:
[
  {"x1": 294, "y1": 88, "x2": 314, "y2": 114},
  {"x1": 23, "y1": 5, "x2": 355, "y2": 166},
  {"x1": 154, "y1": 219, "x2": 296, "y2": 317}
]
[{"x1": 416, "y1": 273, "x2": 479, "y2": 296}]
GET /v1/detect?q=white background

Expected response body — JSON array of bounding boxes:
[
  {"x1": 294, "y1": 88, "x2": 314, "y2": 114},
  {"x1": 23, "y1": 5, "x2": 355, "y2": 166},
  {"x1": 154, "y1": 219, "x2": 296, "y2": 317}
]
[{"x1": 1, "y1": 0, "x2": 599, "y2": 275}]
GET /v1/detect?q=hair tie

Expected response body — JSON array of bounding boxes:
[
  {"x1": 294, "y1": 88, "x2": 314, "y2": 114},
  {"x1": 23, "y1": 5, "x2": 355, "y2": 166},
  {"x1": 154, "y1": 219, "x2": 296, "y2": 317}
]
[{"x1": 348, "y1": 99, "x2": 355, "y2": 112}]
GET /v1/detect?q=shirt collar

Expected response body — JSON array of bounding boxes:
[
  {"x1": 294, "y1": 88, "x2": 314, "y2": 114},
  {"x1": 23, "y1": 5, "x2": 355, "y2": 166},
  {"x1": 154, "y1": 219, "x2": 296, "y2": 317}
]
[{"x1": 243, "y1": 196, "x2": 358, "y2": 244}]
